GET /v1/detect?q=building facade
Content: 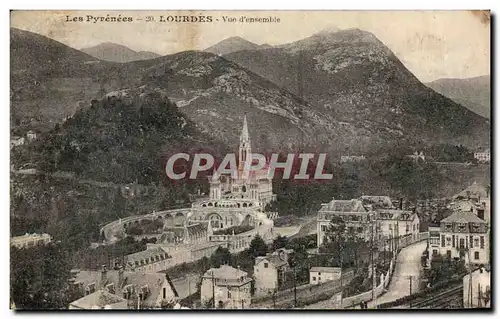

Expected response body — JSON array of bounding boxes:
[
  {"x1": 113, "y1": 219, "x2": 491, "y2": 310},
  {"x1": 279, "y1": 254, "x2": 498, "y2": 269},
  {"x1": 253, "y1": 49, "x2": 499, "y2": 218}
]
[
  {"x1": 309, "y1": 267, "x2": 342, "y2": 285},
  {"x1": 10, "y1": 233, "x2": 52, "y2": 249},
  {"x1": 200, "y1": 265, "x2": 252, "y2": 309},
  {"x1": 317, "y1": 198, "x2": 376, "y2": 247},
  {"x1": 473, "y1": 149, "x2": 490, "y2": 163},
  {"x1": 427, "y1": 210, "x2": 489, "y2": 265},
  {"x1": 253, "y1": 248, "x2": 292, "y2": 296}
]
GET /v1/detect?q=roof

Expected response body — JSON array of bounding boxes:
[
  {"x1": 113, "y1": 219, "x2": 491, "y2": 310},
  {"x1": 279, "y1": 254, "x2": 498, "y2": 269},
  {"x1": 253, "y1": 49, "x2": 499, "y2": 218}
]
[
  {"x1": 126, "y1": 247, "x2": 169, "y2": 264},
  {"x1": 376, "y1": 210, "x2": 415, "y2": 221},
  {"x1": 186, "y1": 222, "x2": 208, "y2": 237},
  {"x1": 256, "y1": 255, "x2": 288, "y2": 268},
  {"x1": 360, "y1": 196, "x2": 394, "y2": 209},
  {"x1": 453, "y1": 182, "x2": 489, "y2": 200},
  {"x1": 441, "y1": 210, "x2": 486, "y2": 224},
  {"x1": 319, "y1": 198, "x2": 366, "y2": 213},
  {"x1": 203, "y1": 265, "x2": 247, "y2": 281},
  {"x1": 70, "y1": 289, "x2": 126, "y2": 309},
  {"x1": 310, "y1": 267, "x2": 341, "y2": 273},
  {"x1": 74, "y1": 270, "x2": 176, "y2": 307}
]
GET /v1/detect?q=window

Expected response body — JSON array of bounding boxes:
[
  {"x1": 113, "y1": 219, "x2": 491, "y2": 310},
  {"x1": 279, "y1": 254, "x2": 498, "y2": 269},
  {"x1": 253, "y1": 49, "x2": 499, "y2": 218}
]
[
  {"x1": 432, "y1": 249, "x2": 438, "y2": 256},
  {"x1": 318, "y1": 277, "x2": 321, "y2": 281},
  {"x1": 459, "y1": 238, "x2": 465, "y2": 249},
  {"x1": 446, "y1": 250, "x2": 452, "y2": 260},
  {"x1": 441, "y1": 235, "x2": 445, "y2": 247},
  {"x1": 312, "y1": 276, "x2": 316, "y2": 281},
  {"x1": 480, "y1": 236, "x2": 485, "y2": 249},
  {"x1": 452, "y1": 235, "x2": 455, "y2": 248},
  {"x1": 264, "y1": 263, "x2": 269, "y2": 268},
  {"x1": 470, "y1": 235, "x2": 473, "y2": 248},
  {"x1": 318, "y1": 272, "x2": 321, "y2": 275},
  {"x1": 163, "y1": 288, "x2": 166, "y2": 299},
  {"x1": 228, "y1": 290, "x2": 231, "y2": 298},
  {"x1": 474, "y1": 252, "x2": 480, "y2": 260}
]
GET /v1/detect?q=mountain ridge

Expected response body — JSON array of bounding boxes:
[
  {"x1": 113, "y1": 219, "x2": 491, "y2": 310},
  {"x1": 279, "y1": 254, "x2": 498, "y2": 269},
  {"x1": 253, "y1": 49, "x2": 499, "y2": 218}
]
[
  {"x1": 81, "y1": 42, "x2": 162, "y2": 63},
  {"x1": 425, "y1": 75, "x2": 490, "y2": 119}
]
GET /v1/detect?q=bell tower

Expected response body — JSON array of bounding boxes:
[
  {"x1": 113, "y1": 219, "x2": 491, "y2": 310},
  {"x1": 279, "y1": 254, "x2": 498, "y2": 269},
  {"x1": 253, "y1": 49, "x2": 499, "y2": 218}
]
[{"x1": 238, "y1": 114, "x2": 252, "y2": 173}]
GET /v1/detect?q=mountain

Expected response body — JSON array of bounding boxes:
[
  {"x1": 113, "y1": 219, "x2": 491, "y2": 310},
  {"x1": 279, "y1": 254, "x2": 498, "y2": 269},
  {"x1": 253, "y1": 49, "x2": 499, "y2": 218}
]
[
  {"x1": 11, "y1": 27, "x2": 490, "y2": 159},
  {"x1": 426, "y1": 76, "x2": 490, "y2": 119},
  {"x1": 100, "y1": 50, "x2": 329, "y2": 151},
  {"x1": 81, "y1": 42, "x2": 161, "y2": 63},
  {"x1": 17, "y1": 91, "x2": 228, "y2": 185},
  {"x1": 224, "y1": 28, "x2": 490, "y2": 151},
  {"x1": 10, "y1": 28, "x2": 119, "y2": 134},
  {"x1": 205, "y1": 36, "x2": 269, "y2": 55}
]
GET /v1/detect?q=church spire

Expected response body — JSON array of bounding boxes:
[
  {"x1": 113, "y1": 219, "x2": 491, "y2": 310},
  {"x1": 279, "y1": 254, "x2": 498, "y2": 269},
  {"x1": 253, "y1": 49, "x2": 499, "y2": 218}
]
[
  {"x1": 240, "y1": 114, "x2": 250, "y2": 145},
  {"x1": 238, "y1": 114, "x2": 252, "y2": 173}
]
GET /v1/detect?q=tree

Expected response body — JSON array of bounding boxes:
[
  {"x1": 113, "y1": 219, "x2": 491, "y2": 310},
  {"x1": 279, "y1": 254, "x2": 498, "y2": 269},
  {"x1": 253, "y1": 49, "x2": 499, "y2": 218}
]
[
  {"x1": 272, "y1": 235, "x2": 288, "y2": 251},
  {"x1": 11, "y1": 243, "x2": 71, "y2": 309},
  {"x1": 248, "y1": 234, "x2": 268, "y2": 258},
  {"x1": 210, "y1": 247, "x2": 232, "y2": 268}
]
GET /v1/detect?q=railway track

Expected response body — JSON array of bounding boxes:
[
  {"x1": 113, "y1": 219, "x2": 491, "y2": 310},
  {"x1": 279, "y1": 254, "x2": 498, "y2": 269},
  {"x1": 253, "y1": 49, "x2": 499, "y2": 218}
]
[{"x1": 409, "y1": 285, "x2": 463, "y2": 309}]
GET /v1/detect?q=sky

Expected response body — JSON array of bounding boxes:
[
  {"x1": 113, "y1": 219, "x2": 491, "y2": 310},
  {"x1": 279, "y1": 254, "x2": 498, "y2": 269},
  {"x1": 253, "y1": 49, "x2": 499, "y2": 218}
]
[{"x1": 10, "y1": 10, "x2": 490, "y2": 82}]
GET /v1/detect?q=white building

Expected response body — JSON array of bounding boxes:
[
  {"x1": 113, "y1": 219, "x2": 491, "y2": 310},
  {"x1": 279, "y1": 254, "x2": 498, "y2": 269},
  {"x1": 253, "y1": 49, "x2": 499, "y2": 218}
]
[
  {"x1": 200, "y1": 265, "x2": 252, "y2": 309},
  {"x1": 309, "y1": 267, "x2": 341, "y2": 285},
  {"x1": 207, "y1": 115, "x2": 275, "y2": 206},
  {"x1": 317, "y1": 196, "x2": 418, "y2": 250},
  {"x1": 10, "y1": 233, "x2": 52, "y2": 249},
  {"x1": 473, "y1": 149, "x2": 490, "y2": 163},
  {"x1": 377, "y1": 210, "x2": 420, "y2": 250},
  {"x1": 254, "y1": 248, "x2": 292, "y2": 296},
  {"x1": 10, "y1": 136, "x2": 25, "y2": 149},
  {"x1": 26, "y1": 130, "x2": 37, "y2": 142},
  {"x1": 463, "y1": 266, "x2": 491, "y2": 308},
  {"x1": 317, "y1": 198, "x2": 375, "y2": 247},
  {"x1": 427, "y1": 210, "x2": 489, "y2": 265}
]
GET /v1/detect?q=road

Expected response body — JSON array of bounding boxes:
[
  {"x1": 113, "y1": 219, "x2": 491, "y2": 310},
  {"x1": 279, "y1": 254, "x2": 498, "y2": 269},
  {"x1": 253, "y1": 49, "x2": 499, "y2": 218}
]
[{"x1": 359, "y1": 240, "x2": 427, "y2": 309}]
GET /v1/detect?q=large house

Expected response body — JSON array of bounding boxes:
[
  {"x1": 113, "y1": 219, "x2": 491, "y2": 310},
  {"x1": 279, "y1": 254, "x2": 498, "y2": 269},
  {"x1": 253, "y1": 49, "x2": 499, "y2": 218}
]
[
  {"x1": 473, "y1": 149, "x2": 490, "y2": 163},
  {"x1": 317, "y1": 196, "x2": 418, "y2": 250},
  {"x1": 68, "y1": 266, "x2": 178, "y2": 309},
  {"x1": 427, "y1": 210, "x2": 489, "y2": 265},
  {"x1": 317, "y1": 198, "x2": 376, "y2": 247},
  {"x1": 200, "y1": 265, "x2": 252, "y2": 309},
  {"x1": 377, "y1": 210, "x2": 420, "y2": 251},
  {"x1": 10, "y1": 233, "x2": 52, "y2": 249},
  {"x1": 253, "y1": 248, "x2": 293, "y2": 296}
]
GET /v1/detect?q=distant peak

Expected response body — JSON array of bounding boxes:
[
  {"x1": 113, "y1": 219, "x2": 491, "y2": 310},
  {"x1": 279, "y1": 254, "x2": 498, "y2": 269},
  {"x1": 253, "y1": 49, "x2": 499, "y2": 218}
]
[{"x1": 315, "y1": 26, "x2": 341, "y2": 35}]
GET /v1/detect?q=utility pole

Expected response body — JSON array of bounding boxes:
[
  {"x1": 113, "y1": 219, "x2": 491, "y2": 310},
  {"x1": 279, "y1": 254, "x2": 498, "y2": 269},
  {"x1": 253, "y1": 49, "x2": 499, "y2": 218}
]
[
  {"x1": 409, "y1": 275, "x2": 413, "y2": 309},
  {"x1": 293, "y1": 267, "x2": 297, "y2": 308},
  {"x1": 212, "y1": 271, "x2": 216, "y2": 309},
  {"x1": 370, "y1": 212, "x2": 377, "y2": 309}
]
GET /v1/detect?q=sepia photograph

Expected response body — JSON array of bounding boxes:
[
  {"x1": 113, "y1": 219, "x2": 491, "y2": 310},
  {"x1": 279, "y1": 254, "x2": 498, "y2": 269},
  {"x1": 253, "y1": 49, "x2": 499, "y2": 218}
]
[{"x1": 8, "y1": 9, "x2": 491, "y2": 311}]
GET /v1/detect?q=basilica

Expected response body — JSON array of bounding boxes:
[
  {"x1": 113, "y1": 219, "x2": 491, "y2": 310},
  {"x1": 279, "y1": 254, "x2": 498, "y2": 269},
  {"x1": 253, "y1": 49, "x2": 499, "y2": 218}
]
[{"x1": 190, "y1": 116, "x2": 276, "y2": 231}]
